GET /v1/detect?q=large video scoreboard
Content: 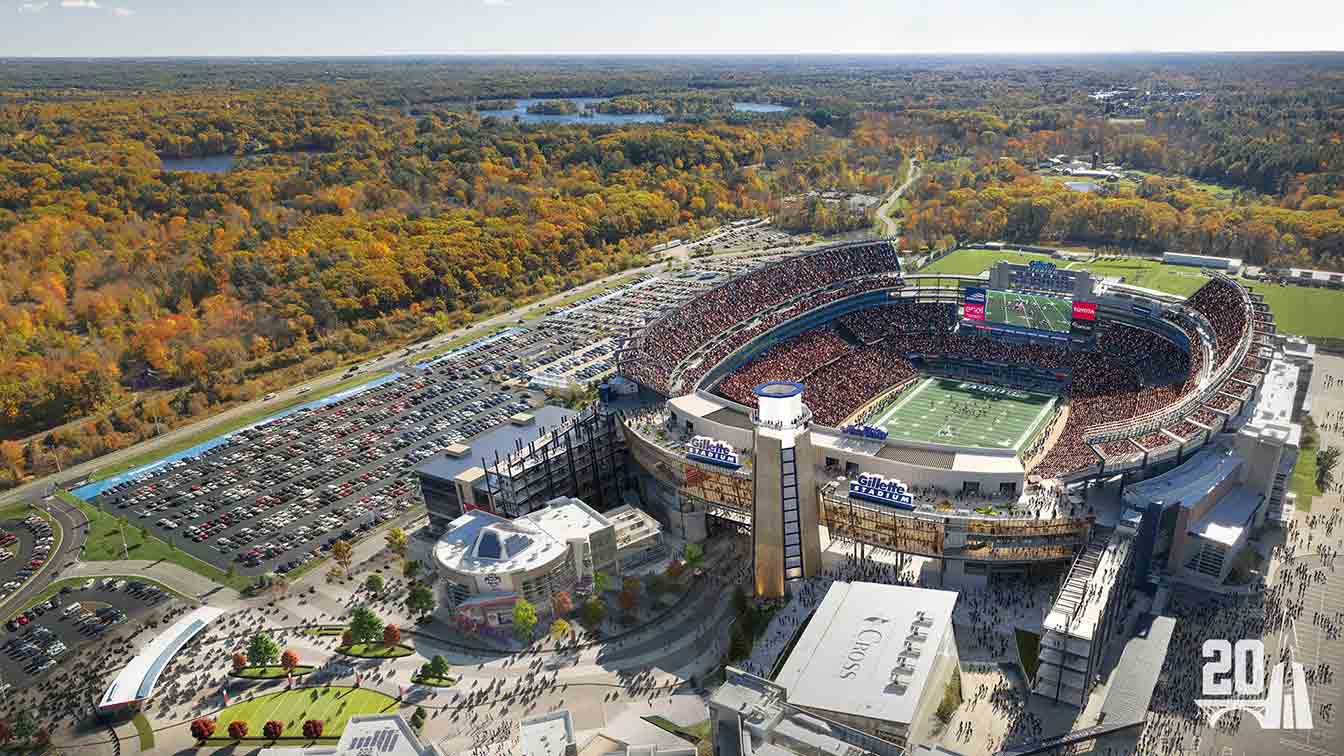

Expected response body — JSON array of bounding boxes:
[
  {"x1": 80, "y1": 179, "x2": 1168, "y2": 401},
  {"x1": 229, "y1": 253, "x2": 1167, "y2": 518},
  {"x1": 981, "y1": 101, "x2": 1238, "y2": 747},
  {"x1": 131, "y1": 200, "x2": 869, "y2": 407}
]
[{"x1": 963, "y1": 285, "x2": 1098, "y2": 340}]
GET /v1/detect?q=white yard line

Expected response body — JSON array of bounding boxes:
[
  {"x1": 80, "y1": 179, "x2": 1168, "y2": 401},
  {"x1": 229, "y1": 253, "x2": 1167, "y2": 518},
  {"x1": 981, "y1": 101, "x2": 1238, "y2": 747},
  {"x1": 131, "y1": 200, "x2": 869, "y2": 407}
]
[{"x1": 875, "y1": 377, "x2": 934, "y2": 428}]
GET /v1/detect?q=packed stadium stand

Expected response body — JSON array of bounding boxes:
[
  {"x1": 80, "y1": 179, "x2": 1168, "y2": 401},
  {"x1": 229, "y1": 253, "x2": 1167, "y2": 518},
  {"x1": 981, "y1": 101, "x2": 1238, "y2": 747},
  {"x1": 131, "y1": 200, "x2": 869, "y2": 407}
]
[{"x1": 620, "y1": 243, "x2": 1260, "y2": 485}]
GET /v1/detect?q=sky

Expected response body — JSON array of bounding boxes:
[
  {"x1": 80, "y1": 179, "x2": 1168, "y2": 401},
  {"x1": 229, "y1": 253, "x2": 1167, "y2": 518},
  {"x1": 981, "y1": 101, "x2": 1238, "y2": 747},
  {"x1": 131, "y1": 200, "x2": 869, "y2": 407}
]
[{"x1": 4, "y1": 0, "x2": 1343, "y2": 58}]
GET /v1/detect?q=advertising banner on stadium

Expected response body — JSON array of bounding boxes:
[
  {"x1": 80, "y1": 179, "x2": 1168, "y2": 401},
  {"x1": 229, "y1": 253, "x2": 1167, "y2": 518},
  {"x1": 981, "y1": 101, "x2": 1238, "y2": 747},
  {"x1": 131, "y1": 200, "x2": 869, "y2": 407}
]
[
  {"x1": 963, "y1": 287, "x2": 987, "y2": 322},
  {"x1": 1071, "y1": 301, "x2": 1098, "y2": 321},
  {"x1": 686, "y1": 436, "x2": 742, "y2": 469},
  {"x1": 849, "y1": 473, "x2": 916, "y2": 510},
  {"x1": 1131, "y1": 304, "x2": 1152, "y2": 316}
]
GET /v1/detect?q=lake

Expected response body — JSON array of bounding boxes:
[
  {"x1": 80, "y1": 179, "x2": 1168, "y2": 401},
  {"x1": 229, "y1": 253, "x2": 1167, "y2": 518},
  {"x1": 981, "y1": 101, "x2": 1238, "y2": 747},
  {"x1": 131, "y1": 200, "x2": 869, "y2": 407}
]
[
  {"x1": 160, "y1": 155, "x2": 236, "y2": 174},
  {"x1": 734, "y1": 102, "x2": 791, "y2": 113},
  {"x1": 476, "y1": 97, "x2": 665, "y2": 125}
]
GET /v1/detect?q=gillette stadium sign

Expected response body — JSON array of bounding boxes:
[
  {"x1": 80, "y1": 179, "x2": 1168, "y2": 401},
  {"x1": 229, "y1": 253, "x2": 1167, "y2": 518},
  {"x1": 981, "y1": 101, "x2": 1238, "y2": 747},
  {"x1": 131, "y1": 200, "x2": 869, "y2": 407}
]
[
  {"x1": 849, "y1": 474, "x2": 916, "y2": 510},
  {"x1": 686, "y1": 436, "x2": 741, "y2": 469}
]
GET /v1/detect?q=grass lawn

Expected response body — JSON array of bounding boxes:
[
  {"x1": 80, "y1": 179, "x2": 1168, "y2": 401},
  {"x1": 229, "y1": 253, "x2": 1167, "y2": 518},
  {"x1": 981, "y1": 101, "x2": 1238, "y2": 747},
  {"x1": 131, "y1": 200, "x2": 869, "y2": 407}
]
[
  {"x1": 339, "y1": 642, "x2": 414, "y2": 659},
  {"x1": 132, "y1": 712, "x2": 155, "y2": 750},
  {"x1": 305, "y1": 627, "x2": 346, "y2": 637},
  {"x1": 920, "y1": 247, "x2": 1053, "y2": 275},
  {"x1": 644, "y1": 715, "x2": 705, "y2": 745},
  {"x1": 1290, "y1": 422, "x2": 1322, "y2": 513},
  {"x1": 1076, "y1": 257, "x2": 1207, "y2": 296},
  {"x1": 211, "y1": 686, "x2": 398, "y2": 740},
  {"x1": 1247, "y1": 282, "x2": 1344, "y2": 342},
  {"x1": 90, "y1": 371, "x2": 391, "y2": 482},
  {"x1": 233, "y1": 665, "x2": 316, "y2": 679},
  {"x1": 61, "y1": 493, "x2": 249, "y2": 592}
]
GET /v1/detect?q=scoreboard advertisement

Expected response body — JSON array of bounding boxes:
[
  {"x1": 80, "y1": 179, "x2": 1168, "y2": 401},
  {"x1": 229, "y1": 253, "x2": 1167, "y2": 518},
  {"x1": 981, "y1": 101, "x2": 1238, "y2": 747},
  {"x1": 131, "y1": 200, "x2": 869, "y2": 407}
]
[
  {"x1": 963, "y1": 287, "x2": 987, "y2": 322},
  {"x1": 1070, "y1": 300, "x2": 1097, "y2": 338}
]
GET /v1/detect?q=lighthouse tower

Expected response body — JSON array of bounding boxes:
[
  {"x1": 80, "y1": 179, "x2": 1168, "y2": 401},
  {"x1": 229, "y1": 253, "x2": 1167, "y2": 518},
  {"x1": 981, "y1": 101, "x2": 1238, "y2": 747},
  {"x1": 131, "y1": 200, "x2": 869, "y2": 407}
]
[{"x1": 750, "y1": 381, "x2": 823, "y2": 598}]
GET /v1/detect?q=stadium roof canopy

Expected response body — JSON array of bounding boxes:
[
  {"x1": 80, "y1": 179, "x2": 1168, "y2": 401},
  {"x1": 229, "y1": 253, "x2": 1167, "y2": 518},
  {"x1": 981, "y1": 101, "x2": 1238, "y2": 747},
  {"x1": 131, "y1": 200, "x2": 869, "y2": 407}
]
[
  {"x1": 774, "y1": 581, "x2": 958, "y2": 727},
  {"x1": 99, "y1": 605, "x2": 225, "y2": 709}
]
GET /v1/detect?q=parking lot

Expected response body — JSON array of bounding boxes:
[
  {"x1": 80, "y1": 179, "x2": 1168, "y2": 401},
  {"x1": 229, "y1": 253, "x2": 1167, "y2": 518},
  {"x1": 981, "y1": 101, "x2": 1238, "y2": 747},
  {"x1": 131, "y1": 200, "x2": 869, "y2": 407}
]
[
  {"x1": 0, "y1": 516, "x2": 54, "y2": 606},
  {"x1": 81, "y1": 250, "x2": 793, "y2": 581},
  {"x1": 1, "y1": 578, "x2": 173, "y2": 689}
]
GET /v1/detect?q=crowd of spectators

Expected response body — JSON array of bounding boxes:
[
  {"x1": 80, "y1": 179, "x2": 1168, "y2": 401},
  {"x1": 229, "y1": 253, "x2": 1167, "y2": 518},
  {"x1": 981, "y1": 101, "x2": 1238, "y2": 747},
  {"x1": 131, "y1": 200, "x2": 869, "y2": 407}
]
[
  {"x1": 837, "y1": 301, "x2": 954, "y2": 344},
  {"x1": 716, "y1": 327, "x2": 851, "y2": 408},
  {"x1": 633, "y1": 264, "x2": 1258, "y2": 481},
  {"x1": 622, "y1": 240, "x2": 901, "y2": 393},
  {"x1": 804, "y1": 343, "x2": 920, "y2": 425},
  {"x1": 1184, "y1": 277, "x2": 1251, "y2": 373}
]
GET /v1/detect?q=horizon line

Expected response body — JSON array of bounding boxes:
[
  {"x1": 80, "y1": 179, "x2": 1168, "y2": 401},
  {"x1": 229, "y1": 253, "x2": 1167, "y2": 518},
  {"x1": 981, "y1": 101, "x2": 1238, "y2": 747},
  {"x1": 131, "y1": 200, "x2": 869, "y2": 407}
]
[{"x1": 4, "y1": 49, "x2": 1344, "y2": 60}]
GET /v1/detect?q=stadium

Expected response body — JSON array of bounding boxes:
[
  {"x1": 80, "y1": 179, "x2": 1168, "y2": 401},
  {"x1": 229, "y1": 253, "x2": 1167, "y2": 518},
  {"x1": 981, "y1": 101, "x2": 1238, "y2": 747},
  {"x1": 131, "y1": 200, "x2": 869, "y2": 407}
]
[{"x1": 614, "y1": 239, "x2": 1283, "y2": 590}]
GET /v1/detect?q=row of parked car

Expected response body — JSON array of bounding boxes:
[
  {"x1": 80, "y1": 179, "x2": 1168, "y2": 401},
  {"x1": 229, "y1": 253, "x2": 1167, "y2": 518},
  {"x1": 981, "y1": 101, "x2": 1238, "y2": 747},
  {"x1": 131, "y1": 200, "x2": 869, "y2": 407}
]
[{"x1": 0, "y1": 516, "x2": 54, "y2": 601}]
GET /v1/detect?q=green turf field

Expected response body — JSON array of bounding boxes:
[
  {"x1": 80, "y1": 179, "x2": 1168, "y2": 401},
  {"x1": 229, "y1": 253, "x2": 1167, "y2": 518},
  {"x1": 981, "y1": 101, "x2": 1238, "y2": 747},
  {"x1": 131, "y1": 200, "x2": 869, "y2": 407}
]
[
  {"x1": 873, "y1": 377, "x2": 1057, "y2": 451},
  {"x1": 213, "y1": 687, "x2": 398, "y2": 739},
  {"x1": 983, "y1": 290, "x2": 1073, "y2": 333}
]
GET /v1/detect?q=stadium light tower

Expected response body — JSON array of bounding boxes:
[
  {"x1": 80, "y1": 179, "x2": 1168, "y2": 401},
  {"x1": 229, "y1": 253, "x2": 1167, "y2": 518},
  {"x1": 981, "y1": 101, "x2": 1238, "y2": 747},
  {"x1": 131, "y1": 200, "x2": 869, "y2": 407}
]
[{"x1": 750, "y1": 381, "x2": 823, "y2": 598}]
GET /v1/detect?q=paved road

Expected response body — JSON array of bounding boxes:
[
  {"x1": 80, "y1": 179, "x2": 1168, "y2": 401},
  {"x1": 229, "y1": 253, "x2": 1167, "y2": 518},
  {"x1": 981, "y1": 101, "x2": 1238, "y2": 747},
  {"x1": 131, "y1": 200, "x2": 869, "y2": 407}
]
[
  {"x1": 0, "y1": 495, "x2": 85, "y2": 617},
  {"x1": 876, "y1": 159, "x2": 920, "y2": 238}
]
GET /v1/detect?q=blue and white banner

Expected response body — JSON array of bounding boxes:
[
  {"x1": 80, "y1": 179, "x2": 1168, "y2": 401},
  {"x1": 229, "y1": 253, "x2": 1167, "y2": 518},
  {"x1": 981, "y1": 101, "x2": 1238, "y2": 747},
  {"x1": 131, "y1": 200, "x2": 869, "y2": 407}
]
[
  {"x1": 686, "y1": 436, "x2": 742, "y2": 469},
  {"x1": 849, "y1": 474, "x2": 915, "y2": 509},
  {"x1": 840, "y1": 424, "x2": 889, "y2": 441}
]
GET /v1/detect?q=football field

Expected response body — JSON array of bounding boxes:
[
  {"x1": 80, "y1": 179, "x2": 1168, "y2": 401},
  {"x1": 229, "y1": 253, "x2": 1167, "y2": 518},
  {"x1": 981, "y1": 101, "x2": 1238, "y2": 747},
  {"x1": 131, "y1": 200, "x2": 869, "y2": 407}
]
[
  {"x1": 984, "y1": 290, "x2": 1073, "y2": 333},
  {"x1": 872, "y1": 377, "x2": 1057, "y2": 451}
]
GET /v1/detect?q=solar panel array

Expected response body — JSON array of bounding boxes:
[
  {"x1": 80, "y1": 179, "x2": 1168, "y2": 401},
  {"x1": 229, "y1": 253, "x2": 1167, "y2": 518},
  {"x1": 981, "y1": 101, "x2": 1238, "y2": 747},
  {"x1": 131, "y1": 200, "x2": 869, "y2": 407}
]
[{"x1": 346, "y1": 727, "x2": 401, "y2": 753}]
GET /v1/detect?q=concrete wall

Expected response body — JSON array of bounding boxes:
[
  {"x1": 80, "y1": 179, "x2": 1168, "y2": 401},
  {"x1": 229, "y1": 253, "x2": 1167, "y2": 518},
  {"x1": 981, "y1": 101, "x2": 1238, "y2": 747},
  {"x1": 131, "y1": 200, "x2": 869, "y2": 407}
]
[{"x1": 753, "y1": 431, "x2": 786, "y2": 599}]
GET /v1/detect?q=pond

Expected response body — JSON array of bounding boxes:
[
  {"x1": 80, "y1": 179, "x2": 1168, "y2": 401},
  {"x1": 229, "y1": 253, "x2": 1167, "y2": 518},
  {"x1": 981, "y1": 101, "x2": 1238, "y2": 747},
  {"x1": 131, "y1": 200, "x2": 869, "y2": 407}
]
[
  {"x1": 476, "y1": 97, "x2": 665, "y2": 125},
  {"x1": 159, "y1": 155, "x2": 236, "y2": 174},
  {"x1": 733, "y1": 102, "x2": 791, "y2": 113},
  {"x1": 1064, "y1": 181, "x2": 1098, "y2": 193}
]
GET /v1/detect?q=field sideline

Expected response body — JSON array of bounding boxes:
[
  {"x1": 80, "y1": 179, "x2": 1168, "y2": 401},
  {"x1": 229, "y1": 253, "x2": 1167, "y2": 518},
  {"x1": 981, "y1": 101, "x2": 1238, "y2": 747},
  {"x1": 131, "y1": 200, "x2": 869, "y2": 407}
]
[{"x1": 873, "y1": 377, "x2": 1056, "y2": 451}]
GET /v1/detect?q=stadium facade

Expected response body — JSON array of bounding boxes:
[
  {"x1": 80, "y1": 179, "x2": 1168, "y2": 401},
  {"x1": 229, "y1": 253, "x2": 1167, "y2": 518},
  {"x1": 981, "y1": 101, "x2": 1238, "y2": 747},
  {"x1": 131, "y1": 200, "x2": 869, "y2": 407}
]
[{"x1": 411, "y1": 239, "x2": 1309, "y2": 741}]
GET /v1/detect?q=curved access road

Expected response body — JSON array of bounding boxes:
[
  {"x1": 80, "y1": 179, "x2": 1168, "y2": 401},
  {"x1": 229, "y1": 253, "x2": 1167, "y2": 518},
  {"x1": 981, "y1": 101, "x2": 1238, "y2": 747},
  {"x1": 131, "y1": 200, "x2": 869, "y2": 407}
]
[{"x1": 877, "y1": 159, "x2": 920, "y2": 238}]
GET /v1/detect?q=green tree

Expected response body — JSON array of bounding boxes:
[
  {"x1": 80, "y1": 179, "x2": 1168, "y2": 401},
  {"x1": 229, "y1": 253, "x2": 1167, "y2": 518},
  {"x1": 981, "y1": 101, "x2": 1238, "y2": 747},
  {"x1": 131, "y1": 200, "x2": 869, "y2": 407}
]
[
  {"x1": 349, "y1": 605, "x2": 383, "y2": 645},
  {"x1": 406, "y1": 583, "x2": 435, "y2": 617},
  {"x1": 580, "y1": 597, "x2": 607, "y2": 627},
  {"x1": 365, "y1": 573, "x2": 385, "y2": 593},
  {"x1": 549, "y1": 618, "x2": 571, "y2": 643},
  {"x1": 246, "y1": 632, "x2": 280, "y2": 666},
  {"x1": 1317, "y1": 445, "x2": 1340, "y2": 490},
  {"x1": 385, "y1": 527, "x2": 408, "y2": 556},
  {"x1": 11, "y1": 712, "x2": 36, "y2": 743},
  {"x1": 512, "y1": 598, "x2": 538, "y2": 640},
  {"x1": 332, "y1": 539, "x2": 355, "y2": 577},
  {"x1": 592, "y1": 571, "x2": 613, "y2": 594},
  {"x1": 402, "y1": 559, "x2": 421, "y2": 580},
  {"x1": 682, "y1": 543, "x2": 705, "y2": 573},
  {"x1": 426, "y1": 654, "x2": 450, "y2": 678}
]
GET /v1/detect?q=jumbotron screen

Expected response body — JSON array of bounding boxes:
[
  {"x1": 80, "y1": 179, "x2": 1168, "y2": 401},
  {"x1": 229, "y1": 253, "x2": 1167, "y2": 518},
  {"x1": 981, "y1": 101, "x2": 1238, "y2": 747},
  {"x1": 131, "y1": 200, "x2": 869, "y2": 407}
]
[{"x1": 964, "y1": 287, "x2": 1076, "y2": 334}]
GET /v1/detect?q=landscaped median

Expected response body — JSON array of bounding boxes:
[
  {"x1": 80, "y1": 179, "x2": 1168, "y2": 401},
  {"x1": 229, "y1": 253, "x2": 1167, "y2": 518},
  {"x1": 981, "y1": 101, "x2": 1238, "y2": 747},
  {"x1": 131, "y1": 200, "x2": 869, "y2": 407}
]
[
  {"x1": 338, "y1": 642, "x2": 413, "y2": 659},
  {"x1": 195, "y1": 686, "x2": 400, "y2": 744},
  {"x1": 232, "y1": 664, "x2": 316, "y2": 680}
]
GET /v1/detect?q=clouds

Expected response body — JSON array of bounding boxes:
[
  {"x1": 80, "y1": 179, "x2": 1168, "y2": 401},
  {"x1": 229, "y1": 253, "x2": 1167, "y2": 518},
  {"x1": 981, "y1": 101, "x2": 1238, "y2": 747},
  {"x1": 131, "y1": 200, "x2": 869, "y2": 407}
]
[
  {"x1": 482, "y1": 0, "x2": 511, "y2": 6},
  {"x1": 17, "y1": 0, "x2": 133, "y2": 15}
]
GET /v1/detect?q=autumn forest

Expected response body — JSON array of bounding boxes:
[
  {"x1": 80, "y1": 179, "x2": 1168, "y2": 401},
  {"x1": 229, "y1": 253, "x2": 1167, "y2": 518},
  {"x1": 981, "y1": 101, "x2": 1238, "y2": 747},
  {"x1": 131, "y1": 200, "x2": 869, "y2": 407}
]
[{"x1": 2, "y1": 55, "x2": 1343, "y2": 487}]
